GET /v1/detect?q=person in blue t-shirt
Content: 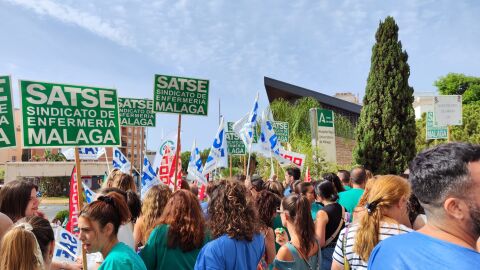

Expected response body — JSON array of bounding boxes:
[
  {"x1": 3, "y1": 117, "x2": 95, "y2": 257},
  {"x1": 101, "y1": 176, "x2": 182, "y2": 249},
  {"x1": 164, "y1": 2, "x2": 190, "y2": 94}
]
[
  {"x1": 369, "y1": 143, "x2": 480, "y2": 269},
  {"x1": 283, "y1": 167, "x2": 301, "y2": 196},
  {"x1": 195, "y1": 180, "x2": 265, "y2": 270}
]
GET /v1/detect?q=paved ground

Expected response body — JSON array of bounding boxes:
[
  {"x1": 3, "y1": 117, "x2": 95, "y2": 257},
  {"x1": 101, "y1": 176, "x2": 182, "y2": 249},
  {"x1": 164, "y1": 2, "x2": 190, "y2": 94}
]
[{"x1": 39, "y1": 203, "x2": 69, "y2": 221}]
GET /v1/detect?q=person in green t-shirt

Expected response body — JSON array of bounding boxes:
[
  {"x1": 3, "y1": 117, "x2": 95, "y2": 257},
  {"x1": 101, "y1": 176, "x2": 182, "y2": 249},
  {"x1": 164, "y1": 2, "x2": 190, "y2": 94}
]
[
  {"x1": 140, "y1": 190, "x2": 209, "y2": 269},
  {"x1": 338, "y1": 166, "x2": 367, "y2": 215},
  {"x1": 337, "y1": 169, "x2": 352, "y2": 191},
  {"x1": 78, "y1": 192, "x2": 147, "y2": 270}
]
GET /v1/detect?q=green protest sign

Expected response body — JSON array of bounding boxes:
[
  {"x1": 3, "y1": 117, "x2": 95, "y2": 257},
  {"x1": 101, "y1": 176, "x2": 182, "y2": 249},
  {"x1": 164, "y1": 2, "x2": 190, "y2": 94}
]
[
  {"x1": 226, "y1": 132, "x2": 246, "y2": 155},
  {"x1": 227, "y1": 121, "x2": 258, "y2": 143},
  {"x1": 153, "y1": 75, "x2": 209, "y2": 116},
  {"x1": 118, "y1": 98, "x2": 156, "y2": 127},
  {"x1": 0, "y1": 76, "x2": 16, "y2": 148},
  {"x1": 426, "y1": 111, "x2": 448, "y2": 140},
  {"x1": 272, "y1": 121, "x2": 289, "y2": 143},
  {"x1": 20, "y1": 80, "x2": 121, "y2": 148}
]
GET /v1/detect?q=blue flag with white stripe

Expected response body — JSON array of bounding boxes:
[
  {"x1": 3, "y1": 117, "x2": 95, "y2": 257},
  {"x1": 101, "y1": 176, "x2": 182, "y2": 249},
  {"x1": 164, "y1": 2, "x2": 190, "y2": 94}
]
[
  {"x1": 203, "y1": 117, "x2": 228, "y2": 176},
  {"x1": 82, "y1": 183, "x2": 96, "y2": 204},
  {"x1": 233, "y1": 93, "x2": 259, "y2": 148},
  {"x1": 141, "y1": 156, "x2": 161, "y2": 200},
  {"x1": 187, "y1": 140, "x2": 207, "y2": 184},
  {"x1": 112, "y1": 147, "x2": 131, "y2": 173}
]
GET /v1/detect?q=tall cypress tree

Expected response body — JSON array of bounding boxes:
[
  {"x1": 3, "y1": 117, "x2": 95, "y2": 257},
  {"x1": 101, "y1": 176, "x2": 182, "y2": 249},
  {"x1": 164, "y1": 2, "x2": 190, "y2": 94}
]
[{"x1": 353, "y1": 16, "x2": 416, "y2": 174}]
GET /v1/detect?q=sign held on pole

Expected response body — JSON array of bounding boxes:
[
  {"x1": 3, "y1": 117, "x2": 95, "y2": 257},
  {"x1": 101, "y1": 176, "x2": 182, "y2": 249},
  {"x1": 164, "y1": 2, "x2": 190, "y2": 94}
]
[
  {"x1": 0, "y1": 76, "x2": 16, "y2": 148},
  {"x1": 118, "y1": 98, "x2": 156, "y2": 127}
]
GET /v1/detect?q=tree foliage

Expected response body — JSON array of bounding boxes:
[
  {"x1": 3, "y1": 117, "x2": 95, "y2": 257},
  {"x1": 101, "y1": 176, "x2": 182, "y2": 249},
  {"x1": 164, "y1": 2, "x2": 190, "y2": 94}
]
[
  {"x1": 354, "y1": 16, "x2": 416, "y2": 175},
  {"x1": 434, "y1": 73, "x2": 480, "y2": 105}
]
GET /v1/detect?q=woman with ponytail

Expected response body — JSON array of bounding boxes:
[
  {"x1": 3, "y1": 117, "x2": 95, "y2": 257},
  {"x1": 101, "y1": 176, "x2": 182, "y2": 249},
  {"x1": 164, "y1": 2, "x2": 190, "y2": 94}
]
[
  {"x1": 273, "y1": 194, "x2": 321, "y2": 270},
  {"x1": 314, "y1": 181, "x2": 345, "y2": 270},
  {"x1": 331, "y1": 175, "x2": 412, "y2": 270},
  {"x1": 78, "y1": 192, "x2": 147, "y2": 270}
]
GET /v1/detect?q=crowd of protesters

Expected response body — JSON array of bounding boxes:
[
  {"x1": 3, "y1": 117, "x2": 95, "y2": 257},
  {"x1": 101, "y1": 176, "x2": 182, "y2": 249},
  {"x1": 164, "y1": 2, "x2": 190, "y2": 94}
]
[{"x1": 0, "y1": 142, "x2": 479, "y2": 269}]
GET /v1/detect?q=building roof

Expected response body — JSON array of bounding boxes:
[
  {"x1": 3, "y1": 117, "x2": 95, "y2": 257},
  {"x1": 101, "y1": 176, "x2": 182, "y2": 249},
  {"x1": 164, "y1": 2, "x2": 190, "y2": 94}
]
[{"x1": 264, "y1": 76, "x2": 362, "y2": 115}]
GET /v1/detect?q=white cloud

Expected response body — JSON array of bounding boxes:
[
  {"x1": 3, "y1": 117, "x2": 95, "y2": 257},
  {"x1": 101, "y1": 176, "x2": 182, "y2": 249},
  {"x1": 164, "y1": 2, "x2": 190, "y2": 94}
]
[{"x1": 6, "y1": 0, "x2": 136, "y2": 48}]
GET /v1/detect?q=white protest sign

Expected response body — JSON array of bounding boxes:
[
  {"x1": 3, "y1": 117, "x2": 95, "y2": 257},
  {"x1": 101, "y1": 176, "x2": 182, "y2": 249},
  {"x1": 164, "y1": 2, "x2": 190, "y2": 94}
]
[
  {"x1": 279, "y1": 149, "x2": 306, "y2": 169},
  {"x1": 61, "y1": 147, "x2": 105, "y2": 160},
  {"x1": 53, "y1": 226, "x2": 82, "y2": 263}
]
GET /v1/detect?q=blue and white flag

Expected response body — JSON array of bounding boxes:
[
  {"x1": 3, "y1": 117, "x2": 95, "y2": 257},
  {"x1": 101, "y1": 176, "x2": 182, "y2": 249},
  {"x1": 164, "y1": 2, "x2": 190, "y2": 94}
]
[
  {"x1": 187, "y1": 140, "x2": 207, "y2": 184},
  {"x1": 233, "y1": 93, "x2": 259, "y2": 148},
  {"x1": 112, "y1": 147, "x2": 131, "y2": 173},
  {"x1": 61, "y1": 147, "x2": 106, "y2": 160},
  {"x1": 258, "y1": 109, "x2": 291, "y2": 165},
  {"x1": 81, "y1": 183, "x2": 96, "y2": 204},
  {"x1": 203, "y1": 117, "x2": 228, "y2": 176},
  {"x1": 140, "y1": 156, "x2": 161, "y2": 200}
]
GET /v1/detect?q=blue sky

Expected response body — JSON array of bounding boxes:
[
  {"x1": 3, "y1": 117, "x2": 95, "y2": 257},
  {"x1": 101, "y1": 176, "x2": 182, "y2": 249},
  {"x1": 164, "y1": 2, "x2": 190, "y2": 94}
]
[{"x1": 1, "y1": 0, "x2": 479, "y2": 150}]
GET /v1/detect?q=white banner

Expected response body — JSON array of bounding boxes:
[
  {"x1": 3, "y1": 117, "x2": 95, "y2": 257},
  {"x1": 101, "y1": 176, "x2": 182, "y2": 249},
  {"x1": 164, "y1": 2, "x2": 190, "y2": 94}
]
[
  {"x1": 61, "y1": 147, "x2": 106, "y2": 160},
  {"x1": 279, "y1": 149, "x2": 306, "y2": 170}
]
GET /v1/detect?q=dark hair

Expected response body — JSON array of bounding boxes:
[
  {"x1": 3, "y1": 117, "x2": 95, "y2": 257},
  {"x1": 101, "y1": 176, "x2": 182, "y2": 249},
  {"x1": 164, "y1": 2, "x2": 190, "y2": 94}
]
[
  {"x1": 322, "y1": 172, "x2": 345, "y2": 192},
  {"x1": 251, "y1": 178, "x2": 265, "y2": 192},
  {"x1": 299, "y1": 182, "x2": 314, "y2": 196},
  {"x1": 180, "y1": 180, "x2": 190, "y2": 191},
  {"x1": 351, "y1": 166, "x2": 367, "y2": 185},
  {"x1": 0, "y1": 180, "x2": 38, "y2": 222},
  {"x1": 208, "y1": 180, "x2": 259, "y2": 241},
  {"x1": 292, "y1": 180, "x2": 303, "y2": 194},
  {"x1": 407, "y1": 194, "x2": 425, "y2": 225},
  {"x1": 281, "y1": 194, "x2": 315, "y2": 254},
  {"x1": 264, "y1": 180, "x2": 284, "y2": 197},
  {"x1": 99, "y1": 187, "x2": 140, "y2": 223},
  {"x1": 80, "y1": 192, "x2": 130, "y2": 235},
  {"x1": 409, "y1": 143, "x2": 480, "y2": 207},
  {"x1": 20, "y1": 216, "x2": 54, "y2": 261},
  {"x1": 190, "y1": 184, "x2": 199, "y2": 196},
  {"x1": 255, "y1": 190, "x2": 281, "y2": 227},
  {"x1": 337, "y1": 170, "x2": 351, "y2": 184},
  {"x1": 315, "y1": 180, "x2": 339, "y2": 202},
  {"x1": 286, "y1": 167, "x2": 301, "y2": 180},
  {"x1": 157, "y1": 190, "x2": 205, "y2": 252},
  {"x1": 112, "y1": 173, "x2": 136, "y2": 192}
]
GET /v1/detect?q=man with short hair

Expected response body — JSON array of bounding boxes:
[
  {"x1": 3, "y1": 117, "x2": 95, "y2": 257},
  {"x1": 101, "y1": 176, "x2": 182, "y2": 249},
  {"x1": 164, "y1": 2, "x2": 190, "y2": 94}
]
[
  {"x1": 337, "y1": 169, "x2": 352, "y2": 191},
  {"x1": 369, "y1": 143, "x2": 480, "y2": 269},
  {"x1": 284, "y1": 167, "x2": 301, "y2": 196},
  {"x1": 338, "y1": 166, "x2": 367, "y2": 215}
]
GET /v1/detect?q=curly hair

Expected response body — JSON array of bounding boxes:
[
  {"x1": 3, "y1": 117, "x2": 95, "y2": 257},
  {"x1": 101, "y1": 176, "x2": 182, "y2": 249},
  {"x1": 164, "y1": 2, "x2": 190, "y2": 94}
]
[
  {"x1": 208, "y1": 180, "x2": 259, "y2": 241},
  {"x1": 142, "y1": 185, "x2": 172, "y2": 243},
  {"x1": 255, "y1": 190, "x2": 281, "y2": 228},
  {"x1": 157, "y1": 190, "x2": 205, "y2": 252}
]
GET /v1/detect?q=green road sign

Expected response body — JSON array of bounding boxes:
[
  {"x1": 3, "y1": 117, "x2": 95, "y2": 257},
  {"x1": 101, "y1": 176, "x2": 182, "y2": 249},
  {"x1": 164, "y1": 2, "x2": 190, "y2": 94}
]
[
  {"x1": 118, "y1": 98, "x2": 156, "y2": 127},
  {"x1": 0, "y1": 76, "x2": 16, "y2": 148},
  {"x1": 317, "y1": 109, "x2": 334, "y2": 127},
  {"x1": 153, "y1": 75, "x2": 209, "y2": 116},
  {"x1": 226, "y1": 132, "x2": 246, "y2": 155},
  {"x1": 272, "y1": 121, "x2": 289, "y2": 143},
  {"x1": 426, "y1": 111, "x2": 448, "y2": 140},
  {"x1": 20, "y1": 80, "x2": 121, "y2": 148}
]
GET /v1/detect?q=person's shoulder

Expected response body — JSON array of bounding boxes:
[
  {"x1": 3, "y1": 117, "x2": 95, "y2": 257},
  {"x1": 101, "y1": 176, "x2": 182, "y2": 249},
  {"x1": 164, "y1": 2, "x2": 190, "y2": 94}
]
[{"x1": 376, "y1": 231, "x2": 418, "y2": 249}]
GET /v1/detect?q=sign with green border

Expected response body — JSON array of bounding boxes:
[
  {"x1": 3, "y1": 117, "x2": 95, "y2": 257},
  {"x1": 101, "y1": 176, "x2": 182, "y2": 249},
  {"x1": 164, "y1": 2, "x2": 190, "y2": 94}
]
[
  {"x1": 317, "y1": 109, "x2": 334, "y2": 127},
  {"x1": 226, "y1": 132, "x2": 246, "y2": 155},
  {"x1": 118, "y1": 98, "x2": 156, "y2": 127},
  {"x1": 153, "y1": 74, "x2": 209, "y2": 116},
  {"x1": 0, "y1": 76, "x2": 16, "y2": 148},
  {"x1": 426, "y1": 111, "x2": 448, "y2": 140},
  {"x1": 272, "y1": 121, "x2": 289, "y2": 143},
  {"x1": 20, "y1": 80, "x2": 121, "y2": 148},
  {"x1": 227, "y1": 121, "x2": 258, "y2": 143}
]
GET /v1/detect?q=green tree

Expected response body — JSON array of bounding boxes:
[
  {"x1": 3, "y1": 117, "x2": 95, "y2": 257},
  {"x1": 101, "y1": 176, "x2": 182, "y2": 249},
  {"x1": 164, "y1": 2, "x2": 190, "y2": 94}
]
[
  {"x1": 434, "y1": 73, "x2": 480, "y2": 104},
  {"x1": 354, "y1": 16, "x2": 416, "y2": 174}
]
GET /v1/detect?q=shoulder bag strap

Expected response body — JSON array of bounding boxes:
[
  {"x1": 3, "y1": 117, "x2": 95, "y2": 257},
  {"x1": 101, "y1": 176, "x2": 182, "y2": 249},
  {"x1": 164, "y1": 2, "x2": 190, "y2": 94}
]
[
  {"x1": 342, "y1": 225, "x2": 351, "y2": 270},
  {"x1": 324, "y1": 206, "x2": 345, "y2": 247}
]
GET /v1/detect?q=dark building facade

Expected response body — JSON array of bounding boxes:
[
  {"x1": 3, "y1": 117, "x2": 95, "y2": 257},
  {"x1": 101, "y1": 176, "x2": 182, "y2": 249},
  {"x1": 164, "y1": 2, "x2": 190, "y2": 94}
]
[{"x1": 264, "y1": 77, "x2": 362, "y2": 126}]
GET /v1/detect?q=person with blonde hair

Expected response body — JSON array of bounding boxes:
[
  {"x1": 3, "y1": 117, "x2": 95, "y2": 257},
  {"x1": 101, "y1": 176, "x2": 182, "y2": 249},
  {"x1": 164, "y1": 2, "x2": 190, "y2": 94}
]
[
  {"x1": 111, "y1": 172, "x2": 137, "y2": 193},
  {"x1": 102, "y1": 168, "x2": 121, "y2": 189},
  {"x1": 133, "y1": 184, "x2": 172, "y2": 250},
  {"x1": 0, "y1": 222, "x2": 45, "y2": 270},
  {"x1": 332, "y1": 175, "x2": 412, "y2": 270}
]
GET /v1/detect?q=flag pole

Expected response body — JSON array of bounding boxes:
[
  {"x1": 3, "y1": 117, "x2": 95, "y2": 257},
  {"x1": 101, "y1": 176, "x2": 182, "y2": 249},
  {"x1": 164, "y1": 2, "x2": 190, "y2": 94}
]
[
  {"x1": 270, "y1": 150, "x2": 274, "y2": 178},
  {"x1": 246, "y1": 143, "x2": 252, "y2": 177},
  {"x1": 104, "y1": 147, "x2": 111, "y2": 174},
  {"x1": 74, "y1": 147, "x2": 88, "y2": 270},
  {"x1": 173, "y1": 114, "x2": 182, "y2": 191},
  {"x1": 130, "y1": 127, "x2": 135, "y2": 176}
]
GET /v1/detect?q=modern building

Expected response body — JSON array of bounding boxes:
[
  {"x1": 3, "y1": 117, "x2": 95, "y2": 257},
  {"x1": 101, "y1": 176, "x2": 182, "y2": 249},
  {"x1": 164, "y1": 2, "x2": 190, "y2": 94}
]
[{"x1": 264, "y1": 77, "x2": 362, "y2": 126}]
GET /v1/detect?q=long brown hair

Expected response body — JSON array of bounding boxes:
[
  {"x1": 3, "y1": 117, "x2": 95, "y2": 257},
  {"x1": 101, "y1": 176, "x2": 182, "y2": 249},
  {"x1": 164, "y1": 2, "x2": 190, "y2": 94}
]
[
  {"x1": 208, "y1": 180, "x2": 259, "y2": 241},
  {"x1": 282, "y1": 194, "x2": 316, "y2": 254},
  {"x1": 353, "y1": 175, "x2": 411, "y2": 261},
  {"x1": 142, "y1": 185, "x2": 172, "y2": 243},
  {"x1": 112, "y1": 173, "x2": 137, "y2": 192},
  {"x1": 157, "y1": 190, "x2": 205, "y2": 252},
  {"x1": 0, "y1": 224, "x2": 44, "y2": 270},
  {"x1": 0, "y1": 180, "x2": 38, "y2": 222}
]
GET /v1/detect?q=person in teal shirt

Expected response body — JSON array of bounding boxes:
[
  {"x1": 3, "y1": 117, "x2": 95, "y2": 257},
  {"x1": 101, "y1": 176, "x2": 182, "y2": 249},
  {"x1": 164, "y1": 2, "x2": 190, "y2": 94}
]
[
  {"x1": 338, "y1": 166, "x2": 367, "y2": 215},
  {"x1": 140, "y1": 190, "x2": 209, "y2": 269},
  {"x1": 337, "y1": 170, "x2": 352, "y2": 191},
  {"x1": 78, "y1": 193, "x2": 146, "y2": 270}
]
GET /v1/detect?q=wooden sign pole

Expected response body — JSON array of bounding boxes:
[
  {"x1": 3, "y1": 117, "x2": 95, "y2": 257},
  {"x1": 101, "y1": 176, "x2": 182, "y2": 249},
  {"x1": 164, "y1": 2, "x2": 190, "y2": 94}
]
[
  {"x1": 173, "y1": 115, "x2": 182, "y2": 190},
  {"x1": 74, "y1": 147, "x2": 88, "y2": 270}
]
